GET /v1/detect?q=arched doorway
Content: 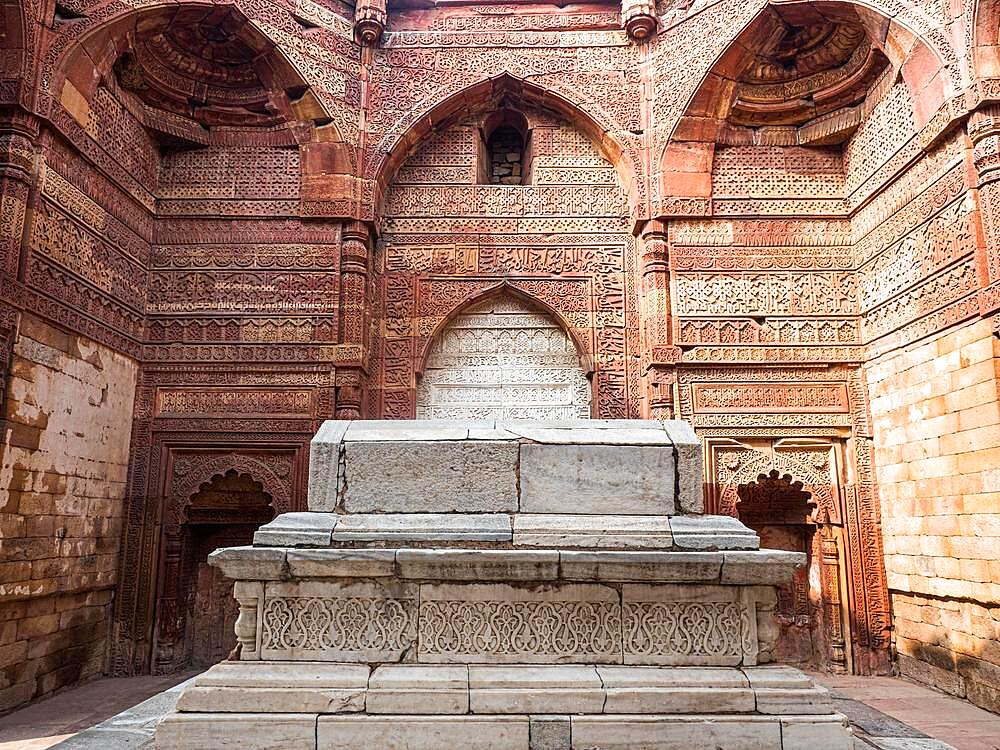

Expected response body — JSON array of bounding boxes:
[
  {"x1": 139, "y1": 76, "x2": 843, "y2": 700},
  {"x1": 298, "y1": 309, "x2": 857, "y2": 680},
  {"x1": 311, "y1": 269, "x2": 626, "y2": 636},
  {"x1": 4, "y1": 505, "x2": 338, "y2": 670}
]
[
  {"x1": 416, "y1": 291, "x2": 591, "y2": 420},
  {"x1": 182, "y1": 469, "x2": 274, "y2": 668},
  {"x1": 153, "y1": 466, "x2": 276, "y2": 673},
  {"x1": 737, "y1": 470, "x2": 820, "y2": 667}
]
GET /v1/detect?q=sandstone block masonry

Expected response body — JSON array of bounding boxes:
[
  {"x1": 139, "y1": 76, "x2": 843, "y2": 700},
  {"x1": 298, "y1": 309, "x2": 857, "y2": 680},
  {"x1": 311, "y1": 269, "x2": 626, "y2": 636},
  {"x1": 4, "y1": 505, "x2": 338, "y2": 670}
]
[
  {"x1": 866, "y1": 317, "x2": 1000, "y2": 713},
  {"x1": 0, "y1": 315, "x2": 137, "y2": 713}
]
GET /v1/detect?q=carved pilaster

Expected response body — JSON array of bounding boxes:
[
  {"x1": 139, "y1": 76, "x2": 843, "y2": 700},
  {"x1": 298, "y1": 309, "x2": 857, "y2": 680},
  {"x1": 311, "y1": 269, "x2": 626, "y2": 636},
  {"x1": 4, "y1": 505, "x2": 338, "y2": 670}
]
[
  {"x1": 622, "y1": 0, "x2": 657, "y2": 41},
  {"x1": 354, "y1": 0, "x2": 387, "y2": 47},
  {"x1": 638, "y1": 220, "x2": 680, "y2": 417},
  {"x1": 336, "y1": 221, "x2": 373, "y2": 418},
  {"x1": 967, "y1": 105, "x2": 1000, "y2": 314},
  {"x1": 0, "y1": 113, "x2": 40, "y2": 284}
]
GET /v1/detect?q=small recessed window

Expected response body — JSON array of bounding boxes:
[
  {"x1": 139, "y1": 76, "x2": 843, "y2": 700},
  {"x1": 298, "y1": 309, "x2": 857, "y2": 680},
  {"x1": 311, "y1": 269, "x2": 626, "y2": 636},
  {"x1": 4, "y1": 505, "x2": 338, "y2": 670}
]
[{"x1": 479, "y1": 109, "x2": 531, "y2": 185}]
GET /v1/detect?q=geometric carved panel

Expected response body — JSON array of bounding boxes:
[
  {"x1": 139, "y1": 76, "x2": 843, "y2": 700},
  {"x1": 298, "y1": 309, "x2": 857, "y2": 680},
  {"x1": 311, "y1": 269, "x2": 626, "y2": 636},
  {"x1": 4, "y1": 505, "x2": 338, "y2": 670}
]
[{"x1": 417, "y1": 292, "x2": 591, "y2": 420}]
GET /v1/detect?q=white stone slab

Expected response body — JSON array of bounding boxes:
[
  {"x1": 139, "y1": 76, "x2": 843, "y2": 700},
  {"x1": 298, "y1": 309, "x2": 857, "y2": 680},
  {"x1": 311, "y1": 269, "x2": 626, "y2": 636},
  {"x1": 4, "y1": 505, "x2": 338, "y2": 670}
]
[
  {"x1": 285, "y1": 549, "x2": 396, "y2": 578},
  {"x1": 662, "y1": 420, "x2": 704, "y2": 514},
  {"x1": 397, "y1": 549, "x2": 559, "y2": 580},
  {"x1": 177, "y1": 686, "x2": 364, "y2": 714},
  {"x1": 668, "y1": 515, "x2": 760, "y2": 551},
  {"x1": 514, "y1": 514, "x2": 673, "y2": 549},
  {"x1": 344, "y1": 420, "x2": 481, "y2": 441},
  {"x1": 469, "y1": 665, "x2": 604, "y2": 714},
  {"x1": 370, "y1": 664, "x2": 469, "y2": 689},
  {"x1": 743, "y1": 667, "x2": 834, "y2": 714},
  {"x1": 192, "y1": 662, "x2": 369, "y2": 689},
  {"x1": 343, "y1": 440, "x2": 518, "y2": 512},
  {"x1": 308, "y1": 421, "x2": 350, "y2": 511},
  {"x1": 559, "y1": 551, "x2": 721, "y2": 581},
  {"x1": 317, "y1": 716, "x2": 529, "y2": 749},
  {"x1": 367, "y1": 665, "x2": 469, "y2": 715},
  {"x1": 721, "y1": 550, "x2": 806, "y2": 585},
  {"x1": 157, "y1": 713, "x2": 317, "y2": 749},
  {"x1": 597, "y1": 666, "x2": 752, "y2": 714},
  {"x1": 503, "y1": 424, "x2": 673, "y2": 445},
  {"x1": 469, "y1": 665, "x2": 602, "y2": 689},
  {"x1": 741, "y1": 665, "x2": 817, "y2": 690},
  {"x1": 209, "y1": 546, "x2": 286, "y2": 580},
  {"x1": 331, "y1": 513, "x2": 512, "y2": 543},
  {"x1": 596, "y1": 665, "x2": 748, "y2": 689},
  {"x1": 780, "y1": 715, "x2": 853, "y2": 749},
  {"x1": 520, "y1": 443, "x2": 676, "y2": 514},
  {"x1": 570, "y1": 715, "x2": 782, "y2": 749},
  {"x1": 253, "y1": 513, "x2": 337, "y2": 547}
]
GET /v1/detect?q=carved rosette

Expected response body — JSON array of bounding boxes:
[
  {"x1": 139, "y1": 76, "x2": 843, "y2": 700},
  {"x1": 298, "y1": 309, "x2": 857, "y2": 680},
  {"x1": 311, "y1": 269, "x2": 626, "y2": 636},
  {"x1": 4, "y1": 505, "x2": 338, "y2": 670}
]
[
  {"x1": 622, "y1": 0, "x2": 657, "y2": 41},
  {"x1": 354, "y1": 0, "x2": 387, "y2": 47}
]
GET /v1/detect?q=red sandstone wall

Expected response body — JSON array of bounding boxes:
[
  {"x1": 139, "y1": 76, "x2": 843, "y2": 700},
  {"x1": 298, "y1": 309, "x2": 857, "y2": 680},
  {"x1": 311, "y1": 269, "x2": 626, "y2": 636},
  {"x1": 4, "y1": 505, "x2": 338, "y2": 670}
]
[
  {"x1": 866, "y1": 318, "x2": 1000, "y2": 713},
  {"x1": 0, "y1": 315, "x2": 137, "y2": 712}
]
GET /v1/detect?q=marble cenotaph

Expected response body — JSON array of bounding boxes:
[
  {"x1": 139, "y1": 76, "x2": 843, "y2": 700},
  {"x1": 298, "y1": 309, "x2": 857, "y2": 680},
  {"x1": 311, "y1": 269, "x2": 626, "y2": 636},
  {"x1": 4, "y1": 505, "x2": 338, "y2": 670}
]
[{"x1": 156, "y1": 420, "x2": 853, "y2": 749}]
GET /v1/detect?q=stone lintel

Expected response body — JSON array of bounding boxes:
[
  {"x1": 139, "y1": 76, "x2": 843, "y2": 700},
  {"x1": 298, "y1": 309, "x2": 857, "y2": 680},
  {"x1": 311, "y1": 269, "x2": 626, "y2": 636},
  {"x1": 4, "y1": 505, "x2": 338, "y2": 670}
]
[{"x1": 212, "y1": 544, "x2": 799, "y2": 584}]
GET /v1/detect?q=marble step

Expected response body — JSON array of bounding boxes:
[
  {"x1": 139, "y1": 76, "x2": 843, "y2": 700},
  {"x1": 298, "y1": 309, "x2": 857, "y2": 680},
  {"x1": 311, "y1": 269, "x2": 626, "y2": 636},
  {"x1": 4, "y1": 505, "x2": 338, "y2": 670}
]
[
  {"x1": 175, "y1": 662, "x2": 836, "y2": 716},
  {"x1": 163, "y1": 664, "x2": 851, "y2": 747},
  {"x1": 159, "y1": 711, "x2": 853, "y2": 749},
  {"x1": 250, "y1": 512, "x2": 762, "y2": 551}
]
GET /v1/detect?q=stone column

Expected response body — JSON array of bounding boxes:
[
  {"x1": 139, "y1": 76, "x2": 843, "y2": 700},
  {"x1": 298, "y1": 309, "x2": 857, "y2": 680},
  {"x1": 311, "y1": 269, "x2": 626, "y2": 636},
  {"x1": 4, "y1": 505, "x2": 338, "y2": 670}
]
[
  {"x1": 354, "y1": 0, "x2": 387, "y2": 47},
  {"x1": 638, "y1": 219, "x2": 680, "y2": 418},
  {"x1": 968, "y1": 104, "x2": 1000, "y2": 318},
  {"x1": 336, "y1": 221, "x2": 373, "y2": 418}
]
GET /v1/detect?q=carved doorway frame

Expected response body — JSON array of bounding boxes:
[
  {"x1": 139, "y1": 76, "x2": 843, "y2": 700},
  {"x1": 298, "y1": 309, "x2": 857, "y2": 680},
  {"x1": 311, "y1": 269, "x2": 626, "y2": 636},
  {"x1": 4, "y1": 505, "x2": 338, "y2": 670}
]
[
  {"x1": 149, "y1": 447, "x2": 298, "y2": 674},
  {"x1": 705, "y1": 436, "x2": 853, "y2": 673}
]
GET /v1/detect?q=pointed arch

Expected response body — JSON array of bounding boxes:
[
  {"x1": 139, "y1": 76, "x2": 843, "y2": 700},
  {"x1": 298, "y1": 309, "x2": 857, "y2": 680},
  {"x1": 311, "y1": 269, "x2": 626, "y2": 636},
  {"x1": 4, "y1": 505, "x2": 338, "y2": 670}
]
[
  {"x1": 661, "y1": 0, "x2": 956, "y2": 187},
  {"x1": 47, "y1": 1, "x2": 341, "y2": 146},
  {"x1": 415, "y1": 281, "x2": 593, "y2": 377},
  {"x1": 168, "y1": 453, "x2": 292, "y2": 520},
  {"x1": 370, "y1": 73, "x2": 640, "y2": 221},
  {"x1": 416, "y1": 285, "x2": 594, "y2": 420}
]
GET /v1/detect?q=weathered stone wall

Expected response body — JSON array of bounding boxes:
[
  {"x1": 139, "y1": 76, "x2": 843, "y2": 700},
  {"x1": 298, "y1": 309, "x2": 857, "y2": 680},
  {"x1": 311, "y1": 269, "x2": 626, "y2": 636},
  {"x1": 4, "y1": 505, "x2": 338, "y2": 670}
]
[
  {"x1": 0, "y1": 315, "x2": 137, "y2": 712},
  {"x1": 866, "y1": 317, "x2": 1000, "y2": 712}
]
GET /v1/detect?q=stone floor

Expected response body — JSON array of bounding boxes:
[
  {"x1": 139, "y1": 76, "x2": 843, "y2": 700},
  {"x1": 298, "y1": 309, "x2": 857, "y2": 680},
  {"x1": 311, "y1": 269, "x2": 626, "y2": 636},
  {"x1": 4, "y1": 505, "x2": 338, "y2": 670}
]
[
  {"x1": 0, "y1": 670, "x2": 995, "y2": 750},
  {"x1": 809, "y1": 672, "x2": 1000, "y2": 750},
  {"x1": 0, "y1": 673, "x2": 195, "y2": 750}
]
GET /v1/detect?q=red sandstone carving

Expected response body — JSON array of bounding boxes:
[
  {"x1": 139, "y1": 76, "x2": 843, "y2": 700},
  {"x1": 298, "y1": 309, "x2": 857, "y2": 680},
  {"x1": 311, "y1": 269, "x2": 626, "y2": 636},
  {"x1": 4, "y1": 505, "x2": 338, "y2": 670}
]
[{"x1": 1, "y1": 0, "x2": 999, "y2": 717}]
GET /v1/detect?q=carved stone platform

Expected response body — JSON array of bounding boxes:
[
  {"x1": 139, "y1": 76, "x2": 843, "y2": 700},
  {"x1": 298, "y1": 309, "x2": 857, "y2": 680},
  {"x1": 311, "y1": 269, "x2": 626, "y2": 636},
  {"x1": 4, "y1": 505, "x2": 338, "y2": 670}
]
[{"x1": 155, "y1": 420, "x2": 853, "y2": 749}]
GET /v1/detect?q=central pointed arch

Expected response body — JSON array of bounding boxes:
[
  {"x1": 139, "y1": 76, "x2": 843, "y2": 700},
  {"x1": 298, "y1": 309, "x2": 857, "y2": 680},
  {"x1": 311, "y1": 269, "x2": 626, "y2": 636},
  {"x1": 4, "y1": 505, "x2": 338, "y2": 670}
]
[
  {"x1": 370, "y1": 73, "x2": 641, "y2": 222},
  {"x1": 416, "y1": 287, "x2": 593, "y2": 421}
]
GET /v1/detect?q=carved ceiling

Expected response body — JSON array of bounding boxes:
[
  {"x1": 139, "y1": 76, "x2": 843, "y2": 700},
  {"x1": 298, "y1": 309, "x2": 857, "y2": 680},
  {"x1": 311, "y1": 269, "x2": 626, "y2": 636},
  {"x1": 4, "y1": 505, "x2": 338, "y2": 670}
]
[
  {"x1": 697, "y1": 4, "x2": 890, "y2": 135},
  {"x1": 111, "y1": 6, "x2": 305, "y2": 130}
]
